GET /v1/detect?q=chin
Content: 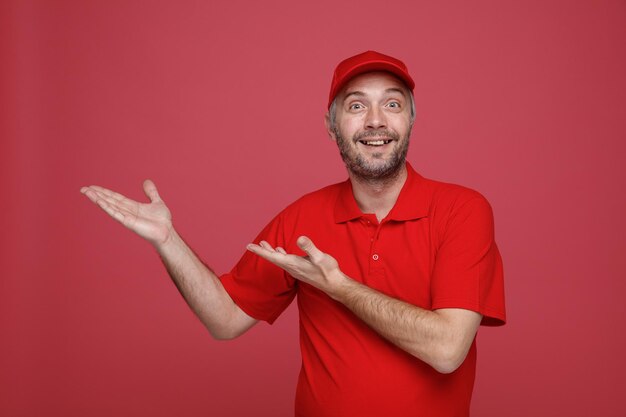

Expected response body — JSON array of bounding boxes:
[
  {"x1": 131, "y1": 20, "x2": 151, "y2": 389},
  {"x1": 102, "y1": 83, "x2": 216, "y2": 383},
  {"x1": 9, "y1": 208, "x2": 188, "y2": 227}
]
[{"x1": 351, "y1": 159, "x2": 405, "y2": 181}]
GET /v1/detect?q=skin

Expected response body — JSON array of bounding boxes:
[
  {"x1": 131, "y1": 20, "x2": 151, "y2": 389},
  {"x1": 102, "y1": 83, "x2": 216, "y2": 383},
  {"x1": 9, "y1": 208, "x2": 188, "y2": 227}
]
[{"x1": 81, "y1": 71, "x2": 481, "y2": 373}]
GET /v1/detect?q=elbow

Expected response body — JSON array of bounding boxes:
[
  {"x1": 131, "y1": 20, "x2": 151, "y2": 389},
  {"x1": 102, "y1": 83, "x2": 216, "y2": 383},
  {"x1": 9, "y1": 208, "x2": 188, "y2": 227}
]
[
  {"x1": 204, "y1": 319, "x2": 246, "y2": 341},
  {"x1": 210, "y1": 330, "x2": 237, "y2": 341},
  {"x1": 432, "y1": 357, "x2": 463, "y2": 375},
  {"x1": 202, "y1": 306, "x2": 257, "y2": 341},
  {"x1": 207, "y1": 325, "x2": 245, "y2": 341},
  {"x1": 430, "y1": 345, "x2": 469, "y2": 374}
]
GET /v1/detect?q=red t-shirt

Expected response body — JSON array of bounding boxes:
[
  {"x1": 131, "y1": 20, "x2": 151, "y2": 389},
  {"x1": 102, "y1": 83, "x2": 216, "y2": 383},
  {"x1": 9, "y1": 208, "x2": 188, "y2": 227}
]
[{"x1": 220, "y1": 163, "x2": 506, "y2": 417}]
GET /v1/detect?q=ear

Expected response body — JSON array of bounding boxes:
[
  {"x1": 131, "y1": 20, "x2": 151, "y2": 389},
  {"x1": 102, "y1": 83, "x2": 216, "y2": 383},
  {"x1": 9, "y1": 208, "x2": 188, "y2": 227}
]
[{"x1": 324, "y1": 112, "x2": 338, "y2": 142}]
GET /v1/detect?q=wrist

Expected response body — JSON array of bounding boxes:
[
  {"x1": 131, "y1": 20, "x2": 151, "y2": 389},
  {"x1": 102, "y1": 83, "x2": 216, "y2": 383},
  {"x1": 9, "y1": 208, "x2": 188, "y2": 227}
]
[
  {"x1": 326, "y1": 271, "x2": 355, "y2": 302},
  {"x1": 153, "y1": 225, "x2": 178, "y2": 253}
]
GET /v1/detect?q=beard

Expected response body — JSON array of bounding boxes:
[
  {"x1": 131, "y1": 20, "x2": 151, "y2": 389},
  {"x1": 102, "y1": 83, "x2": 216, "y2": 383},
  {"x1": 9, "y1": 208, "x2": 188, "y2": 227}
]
[{"x1": 335, "y1": 128, "x2": 410, "y2": 182}]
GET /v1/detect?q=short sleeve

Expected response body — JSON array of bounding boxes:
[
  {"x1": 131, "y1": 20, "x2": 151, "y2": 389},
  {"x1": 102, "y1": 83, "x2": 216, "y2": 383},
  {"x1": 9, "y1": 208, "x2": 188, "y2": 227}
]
[
  {"x1": 219, "y1": 213, "x2": 297, "y2": 324},
  {"x1": 430, "y1": 195, "x2": 506, "y2": 326}
]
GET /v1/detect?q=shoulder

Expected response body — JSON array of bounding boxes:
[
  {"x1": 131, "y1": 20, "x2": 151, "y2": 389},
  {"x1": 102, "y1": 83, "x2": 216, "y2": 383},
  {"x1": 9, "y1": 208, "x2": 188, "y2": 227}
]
[
  {"x1": 293, "y1": 181, "x2": 345, "y2": 206},
  {"x1": 419, "y1": 178, "x2": 497, "y2": 253},
  {"x1": 274, "y1": 181, "x2": 345, "y2": 220},
  {"x1": 419, "y1": 175, "x2": 493, "y2": 214},
  {"x1": 413, "y1": 175, "x2": 495, "y2": 239}
]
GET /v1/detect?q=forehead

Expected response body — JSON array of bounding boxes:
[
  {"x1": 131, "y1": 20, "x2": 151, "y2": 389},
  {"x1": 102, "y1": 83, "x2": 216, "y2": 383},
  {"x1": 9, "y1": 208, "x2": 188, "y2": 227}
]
[{"x1": 339, "y1": 71, "x2": 411, "y2": 100}]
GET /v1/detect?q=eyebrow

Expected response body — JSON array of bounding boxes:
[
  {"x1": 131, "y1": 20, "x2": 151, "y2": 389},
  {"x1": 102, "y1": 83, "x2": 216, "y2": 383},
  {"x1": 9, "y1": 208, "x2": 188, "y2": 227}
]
[
  {"x1": 384, "y1": 87, "x2": 408, "y2": 97},
  {"x1": 343, "y1": 88, "x2": 408, "y2": 102}
]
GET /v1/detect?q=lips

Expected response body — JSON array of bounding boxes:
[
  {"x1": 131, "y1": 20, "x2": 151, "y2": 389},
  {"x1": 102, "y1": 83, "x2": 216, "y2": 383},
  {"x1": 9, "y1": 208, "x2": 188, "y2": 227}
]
[
  {"x1": 358, "y1": 139, "x2": 393, "y2": 146},
  {"x1": 354, "y1": 129, "x2": 399, "y2": 147}
]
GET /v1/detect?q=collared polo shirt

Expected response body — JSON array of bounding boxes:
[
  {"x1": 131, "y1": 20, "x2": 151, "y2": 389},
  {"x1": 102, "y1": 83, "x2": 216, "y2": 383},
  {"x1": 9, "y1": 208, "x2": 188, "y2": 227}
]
[{"x1": 220, "y1": 162, "x2": 506, "y2": 417}]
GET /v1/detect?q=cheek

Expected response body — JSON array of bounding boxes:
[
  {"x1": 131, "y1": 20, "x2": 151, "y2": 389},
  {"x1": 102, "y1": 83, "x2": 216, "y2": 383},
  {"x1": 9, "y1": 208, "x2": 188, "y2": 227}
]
[
  {"x1": 336, "y1": 118, "x2": 363, "y2": 138},
  {"x1": 391, "y1": 116, "x2": 412, "y2": 134}
]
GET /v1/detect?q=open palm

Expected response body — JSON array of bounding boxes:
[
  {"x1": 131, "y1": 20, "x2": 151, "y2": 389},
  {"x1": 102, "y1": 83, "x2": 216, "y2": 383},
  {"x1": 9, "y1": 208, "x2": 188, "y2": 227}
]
[{"x1": 81, "y1": 179, "x2": 173, "y2": 246}]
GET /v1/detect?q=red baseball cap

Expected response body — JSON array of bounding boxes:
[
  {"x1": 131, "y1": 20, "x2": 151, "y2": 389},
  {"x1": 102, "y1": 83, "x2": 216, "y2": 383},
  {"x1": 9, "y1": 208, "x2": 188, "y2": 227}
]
[{"x1": 328, "y1": 50, "x2": 415, "y2": 109}]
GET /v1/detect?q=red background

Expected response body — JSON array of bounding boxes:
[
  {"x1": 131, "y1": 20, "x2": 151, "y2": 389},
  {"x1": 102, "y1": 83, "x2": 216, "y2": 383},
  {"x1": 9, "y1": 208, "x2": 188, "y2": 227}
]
[{"x1": 2, "y1": 1, "x2": 625, "y2": 416}]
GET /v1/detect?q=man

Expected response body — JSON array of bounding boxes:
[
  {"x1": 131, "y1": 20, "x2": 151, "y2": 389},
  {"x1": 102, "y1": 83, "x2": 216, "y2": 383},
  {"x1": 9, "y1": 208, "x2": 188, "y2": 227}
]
[{"x1": 81, "y1": 51, "x2": 505, "y2": 417}]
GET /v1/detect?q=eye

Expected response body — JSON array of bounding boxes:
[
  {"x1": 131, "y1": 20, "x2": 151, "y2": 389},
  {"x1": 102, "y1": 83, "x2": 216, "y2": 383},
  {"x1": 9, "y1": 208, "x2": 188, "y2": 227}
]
[
  {"x1": 386, "y1": 101, "x2": 400, "y2": 108},
  {"x1": 349, "y1": 103, "x2": 364, "y2": 110}
]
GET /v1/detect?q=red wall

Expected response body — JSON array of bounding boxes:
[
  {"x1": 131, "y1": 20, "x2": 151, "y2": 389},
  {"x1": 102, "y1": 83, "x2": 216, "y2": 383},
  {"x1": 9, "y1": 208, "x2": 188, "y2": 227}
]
[{"x1": 2, "y1": 1, "x2": 625, "y2": 416}]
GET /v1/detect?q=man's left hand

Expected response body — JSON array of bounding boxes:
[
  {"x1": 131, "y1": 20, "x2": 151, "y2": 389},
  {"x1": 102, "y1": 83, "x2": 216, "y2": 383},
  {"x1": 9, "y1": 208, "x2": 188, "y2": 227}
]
[{"x1": 246, "y1": 236, "x2": 348, "y2": 297}]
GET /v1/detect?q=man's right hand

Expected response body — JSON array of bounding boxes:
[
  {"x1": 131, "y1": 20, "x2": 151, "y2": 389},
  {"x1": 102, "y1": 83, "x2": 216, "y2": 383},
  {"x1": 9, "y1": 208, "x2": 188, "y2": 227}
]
[
  {"x1": 80, "y1": 179, "x2": 258, "y2": 339},
  {"x1": 81, "y1": 180, "x2": 173, "y2": 248}
]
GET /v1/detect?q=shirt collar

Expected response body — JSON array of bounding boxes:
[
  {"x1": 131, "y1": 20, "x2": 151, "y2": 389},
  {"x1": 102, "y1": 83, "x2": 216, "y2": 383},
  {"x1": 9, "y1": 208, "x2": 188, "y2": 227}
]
[{"x1": 334, "y1": 162, "x2": 430, "y2": 223}]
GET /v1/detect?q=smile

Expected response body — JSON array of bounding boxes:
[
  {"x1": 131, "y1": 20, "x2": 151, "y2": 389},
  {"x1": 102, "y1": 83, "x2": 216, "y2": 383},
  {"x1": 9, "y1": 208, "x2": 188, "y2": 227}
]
[{"x1": 358, "y1": 139, "x2": 393, "y2": 147}]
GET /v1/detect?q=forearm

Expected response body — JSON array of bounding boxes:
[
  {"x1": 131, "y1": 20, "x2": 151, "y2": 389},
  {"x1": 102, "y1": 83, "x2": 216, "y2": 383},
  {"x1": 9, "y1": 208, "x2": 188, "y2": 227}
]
[
  {"x1": 331, "y1": 276, "x2": 475, "y2": 373},
  {"x1": 155, "y1": 229, "x2": 255, "y2": 339}
]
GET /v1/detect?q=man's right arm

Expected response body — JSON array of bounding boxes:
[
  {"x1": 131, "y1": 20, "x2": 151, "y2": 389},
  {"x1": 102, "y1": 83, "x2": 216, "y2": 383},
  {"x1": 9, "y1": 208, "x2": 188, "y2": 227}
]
[
  {"x1": 155, "y1": 229, "x2": 258, "y2": 339},
  {"x1": 81, "y1": 180, "x2": 258, "y2": 340}
]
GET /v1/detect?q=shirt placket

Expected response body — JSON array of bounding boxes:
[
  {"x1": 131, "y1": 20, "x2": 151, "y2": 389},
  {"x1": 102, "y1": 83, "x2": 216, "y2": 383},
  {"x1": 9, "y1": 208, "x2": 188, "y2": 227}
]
[{"x1": 363, "y1": 215, "x2": 386, "y2": 281}]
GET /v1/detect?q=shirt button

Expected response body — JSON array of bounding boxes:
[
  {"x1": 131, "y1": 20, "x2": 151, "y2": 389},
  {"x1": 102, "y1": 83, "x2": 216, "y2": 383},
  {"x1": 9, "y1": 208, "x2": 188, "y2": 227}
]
[{"x1": 372, "y1": 254, "x2": 379, "y2": 261}]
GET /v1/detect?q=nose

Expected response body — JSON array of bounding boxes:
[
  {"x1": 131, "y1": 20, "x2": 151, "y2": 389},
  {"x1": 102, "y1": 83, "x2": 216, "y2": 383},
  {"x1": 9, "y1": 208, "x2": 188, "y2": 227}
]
[{"x1": 365, "y1": 106, "x2": 387, "y2": 129}]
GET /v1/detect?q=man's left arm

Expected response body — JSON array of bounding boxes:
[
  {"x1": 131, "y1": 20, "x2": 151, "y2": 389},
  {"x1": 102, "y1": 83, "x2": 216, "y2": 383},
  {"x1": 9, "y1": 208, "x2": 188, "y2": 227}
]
[{"x1": 247, "y1": 237, "x2": 481, "y2": 374}]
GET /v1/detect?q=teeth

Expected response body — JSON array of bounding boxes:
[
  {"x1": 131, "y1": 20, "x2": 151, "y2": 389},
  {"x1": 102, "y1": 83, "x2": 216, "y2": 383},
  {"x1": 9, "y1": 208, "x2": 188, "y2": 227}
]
[{"x1": 359, "y1": 140, "x2": 391, "y2": 146}]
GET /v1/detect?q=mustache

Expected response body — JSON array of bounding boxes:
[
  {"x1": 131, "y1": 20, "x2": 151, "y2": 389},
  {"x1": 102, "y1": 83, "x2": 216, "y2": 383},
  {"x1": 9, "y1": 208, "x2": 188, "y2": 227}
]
[{"x1": 353, "y1": 129, "x2": 400, "y2": 141}]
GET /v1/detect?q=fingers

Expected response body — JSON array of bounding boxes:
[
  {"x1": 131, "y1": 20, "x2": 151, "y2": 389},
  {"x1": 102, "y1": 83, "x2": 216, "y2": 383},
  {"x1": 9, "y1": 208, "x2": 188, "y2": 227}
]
[
  {"x1": 81, "y1": 181, "x2": 159, "y2": 206},
  {"x1": 256, "y1": 241, "x2": 287, "y2": 254},
  {"x1": 248, "y1": 238, "x2": 322, "y2": 261},
  {"x1": 247, "y1": 241, "x2": 288, "y2": 259},
  {"x1": 95, "y1": 197, "x2": 127, "y2": 224},
  {"x1": 259, "y1": 240, "x2": 275, "y2": 251},
  {"x1": 297, "y1": 236, "x2": 324, "y2": 262},
  {"x1": 80, "y1": 186, "x2": 139, "y2": 227},
  {"x1": 81, "y1": 189, "x2": 132, "y2": 228},
  {"x1": 246, "y1": 242, "x2": 274, "y2": 263},
  {"x1": 143, "y1": 179, "x2": 161, "y2": 203},
  {"x1": 247, "y1": 241, "x2": 306, "y2": 278},
  {"x1": 81, "y1": 187, "x2": 137, "y2": 214},
  {"x1": 83, "y1": 185, "x2": 128, "y2": 202}
]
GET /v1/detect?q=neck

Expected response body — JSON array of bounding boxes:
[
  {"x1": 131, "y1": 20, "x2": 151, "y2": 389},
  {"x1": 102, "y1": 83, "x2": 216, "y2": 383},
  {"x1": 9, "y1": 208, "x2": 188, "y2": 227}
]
[{"x1": 348, "y1": 164, "x2": 408, "y2": 222}]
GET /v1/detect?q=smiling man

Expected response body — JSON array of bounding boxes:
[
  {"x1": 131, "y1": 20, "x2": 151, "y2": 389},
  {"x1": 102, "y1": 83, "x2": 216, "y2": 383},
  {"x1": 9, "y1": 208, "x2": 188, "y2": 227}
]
[
  {"x1": 330, "y1": 71, "x2": 412, "y2": 182},
  {"x1": 81, "y1": 51, "x2": 506, "y2": 417}
]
